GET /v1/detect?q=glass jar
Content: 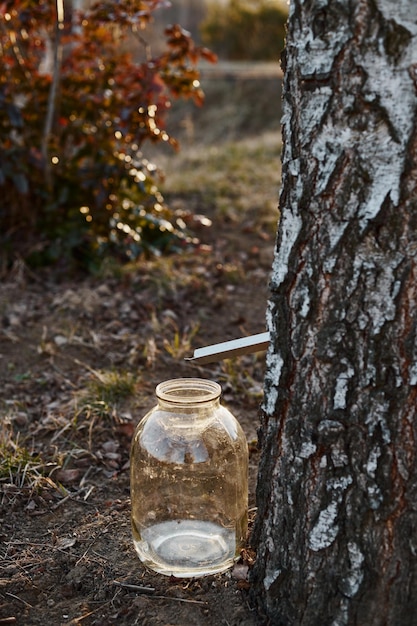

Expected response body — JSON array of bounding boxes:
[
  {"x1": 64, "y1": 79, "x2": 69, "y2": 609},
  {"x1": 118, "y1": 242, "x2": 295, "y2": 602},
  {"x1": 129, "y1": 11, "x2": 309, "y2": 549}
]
[{"x1": 130, "y1": 378, "x2": 248, "y2": 578}]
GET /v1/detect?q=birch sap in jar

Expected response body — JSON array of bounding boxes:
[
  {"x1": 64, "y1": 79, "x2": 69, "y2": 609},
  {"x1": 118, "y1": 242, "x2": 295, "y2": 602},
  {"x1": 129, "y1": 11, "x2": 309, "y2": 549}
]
[{"x1": 130, "y1": 378, "x2": 248, "y2": 577}]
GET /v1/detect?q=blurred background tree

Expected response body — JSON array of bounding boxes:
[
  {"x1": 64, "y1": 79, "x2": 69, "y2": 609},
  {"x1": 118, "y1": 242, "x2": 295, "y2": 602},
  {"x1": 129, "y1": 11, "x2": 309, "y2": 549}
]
[
  {"x1": 0, "y1": 0, "x2": 216, "y2": 271},
  {"x1": 144, "y1": 0, "x2": 288, "y2": 61},
  {"x1": 200, "y1": 0, "x2": 288, "y2": 61}
]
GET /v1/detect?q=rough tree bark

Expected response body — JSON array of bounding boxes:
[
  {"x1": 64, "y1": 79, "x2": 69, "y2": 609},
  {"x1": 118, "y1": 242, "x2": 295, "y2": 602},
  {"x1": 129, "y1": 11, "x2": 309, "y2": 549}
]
[{"x1": 251, "y1": 1, "x2": 417, "y2": 624}]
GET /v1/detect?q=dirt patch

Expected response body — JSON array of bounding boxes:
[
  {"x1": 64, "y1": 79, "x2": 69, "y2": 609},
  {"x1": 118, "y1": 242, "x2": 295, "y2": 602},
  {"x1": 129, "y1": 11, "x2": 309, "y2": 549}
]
[{"x1": 0, "y1": 72, "x2": 281, "y2": 626}]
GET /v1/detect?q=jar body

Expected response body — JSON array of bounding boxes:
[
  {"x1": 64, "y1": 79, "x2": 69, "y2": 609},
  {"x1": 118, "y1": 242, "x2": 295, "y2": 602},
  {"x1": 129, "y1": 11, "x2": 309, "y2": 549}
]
[{"x1": 130, "y1": 379, "x2": 248, "y2": 577}]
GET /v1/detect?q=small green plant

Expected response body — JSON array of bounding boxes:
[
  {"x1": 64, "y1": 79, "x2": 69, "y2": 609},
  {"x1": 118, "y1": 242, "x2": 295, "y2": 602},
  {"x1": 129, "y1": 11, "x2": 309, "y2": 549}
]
[
  {"x1": 0, "y1": 0, "x2": 216, "y2": 269},
  {"x1": 0, "y1": 420, "x2": 46, "y2": 489},
  {"x1": 163, "y1": 322, "x2": 200, "y2": 359},
  {"x1": 86, "y1": 370, "x2": 136, "y2": 406},
  {"x1": 72, "y1": 369, "x2": 136, "y2": 423}
]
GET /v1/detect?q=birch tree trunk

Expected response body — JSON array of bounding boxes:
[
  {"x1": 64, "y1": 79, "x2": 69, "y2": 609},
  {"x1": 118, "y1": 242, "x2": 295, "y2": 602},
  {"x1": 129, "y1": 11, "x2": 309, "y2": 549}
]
[{"x1": 251, "y1": 1, "x2": 417, "y2": 624}]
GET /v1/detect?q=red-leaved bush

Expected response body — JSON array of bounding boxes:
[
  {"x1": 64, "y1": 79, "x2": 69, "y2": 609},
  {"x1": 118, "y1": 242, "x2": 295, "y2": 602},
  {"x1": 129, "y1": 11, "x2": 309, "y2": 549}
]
[{"x1": 0, "y1": 0, "x2": 216, "y2": 269}]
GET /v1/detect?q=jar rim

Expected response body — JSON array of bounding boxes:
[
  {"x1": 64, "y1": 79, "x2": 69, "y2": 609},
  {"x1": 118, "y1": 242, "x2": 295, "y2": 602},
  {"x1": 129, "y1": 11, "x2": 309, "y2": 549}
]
[{"x1": 155, "y1": 378, "x2": 221, "y2": 404}]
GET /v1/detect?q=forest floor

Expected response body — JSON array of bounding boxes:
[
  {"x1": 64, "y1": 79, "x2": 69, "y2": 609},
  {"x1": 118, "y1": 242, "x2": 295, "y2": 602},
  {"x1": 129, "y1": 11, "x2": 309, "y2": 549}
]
[{"x1": 0, "y1": 67, "x2": 282, "y2": 626}]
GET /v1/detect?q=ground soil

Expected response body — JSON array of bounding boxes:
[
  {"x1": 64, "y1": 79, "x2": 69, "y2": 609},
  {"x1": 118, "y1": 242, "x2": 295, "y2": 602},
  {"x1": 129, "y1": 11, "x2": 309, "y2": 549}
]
[{"x1": 0, "y1": 67, "x2": 280, "y2": 626}]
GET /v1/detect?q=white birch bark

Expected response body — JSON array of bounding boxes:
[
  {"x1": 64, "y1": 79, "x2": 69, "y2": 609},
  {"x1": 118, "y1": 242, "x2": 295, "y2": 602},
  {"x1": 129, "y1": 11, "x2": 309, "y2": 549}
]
[{"x1": 252, "y1": 1, "x2": 417, "y2": 624}]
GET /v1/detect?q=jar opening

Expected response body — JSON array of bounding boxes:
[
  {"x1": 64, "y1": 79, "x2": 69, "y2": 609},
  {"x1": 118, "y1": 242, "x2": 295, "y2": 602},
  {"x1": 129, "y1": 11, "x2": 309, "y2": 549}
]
[{"x1": 156, "y1": 378, "x2": 221, "y2": 404}]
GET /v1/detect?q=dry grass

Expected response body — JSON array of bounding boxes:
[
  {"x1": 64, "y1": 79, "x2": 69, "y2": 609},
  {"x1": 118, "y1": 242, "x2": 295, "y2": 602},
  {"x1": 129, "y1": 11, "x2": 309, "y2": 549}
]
[{"x1": 158, "y1": 130, "x2": 282, "y2": 233}]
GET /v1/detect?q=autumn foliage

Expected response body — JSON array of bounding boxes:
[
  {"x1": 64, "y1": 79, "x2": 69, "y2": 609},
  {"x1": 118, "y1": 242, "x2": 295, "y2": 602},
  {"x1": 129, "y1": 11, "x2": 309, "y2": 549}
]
[{"x1": 0, "y1": 0, "x2": 216, "y2": 269}]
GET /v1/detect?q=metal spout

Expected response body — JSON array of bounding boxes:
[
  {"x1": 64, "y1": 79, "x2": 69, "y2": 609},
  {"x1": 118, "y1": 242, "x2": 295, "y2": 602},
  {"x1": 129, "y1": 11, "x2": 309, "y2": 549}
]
[{"x1": 185, "y1": 332, "x2": 270, "y2": 365}]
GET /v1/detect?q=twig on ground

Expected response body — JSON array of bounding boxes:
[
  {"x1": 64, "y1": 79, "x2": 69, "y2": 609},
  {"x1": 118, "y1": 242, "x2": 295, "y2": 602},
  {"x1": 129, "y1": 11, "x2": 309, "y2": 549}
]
[
  {"x1": 152, "y1": 595, "x2": 207, "y2": 605},
  {"x1": 69, "y1": 600, "x2": 113, "y2": 624},
  {"x1": 51, "y1": 493, "x2": 72, "y2": 509},
  {"x1": 111, "y1": 581, "x2": 207, "y2": 605},
  {"x1": 113, "y1": 580, "x2": 155, "y2": 593},
  {"x1": 5, "y1": 591, "x2": 32, "y2": 608}
]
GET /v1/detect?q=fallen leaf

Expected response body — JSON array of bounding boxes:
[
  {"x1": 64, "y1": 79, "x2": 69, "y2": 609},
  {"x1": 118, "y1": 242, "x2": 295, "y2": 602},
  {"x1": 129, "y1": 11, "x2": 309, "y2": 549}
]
[
  {"x1": 102, "y1": 440, "x2": 119, "y2": 453},
  {"x1": 116, "y1": 423, "x2": 135, "y2": 438},
  {"x1": 54, "y1": 469, "x2": 81, "y2": 484},
  {"x1": 232, "y1": 563, "x2": 249, "y2": 581},
  {"x1": 54, "y1": 335, "x2": 68, "y2": 346},
  {"x1": 56, "y1": 536, "x2": 77, "y2": 549},
  {"x1": 236, "y1": 579, "x2": 251, "y2": 590}
]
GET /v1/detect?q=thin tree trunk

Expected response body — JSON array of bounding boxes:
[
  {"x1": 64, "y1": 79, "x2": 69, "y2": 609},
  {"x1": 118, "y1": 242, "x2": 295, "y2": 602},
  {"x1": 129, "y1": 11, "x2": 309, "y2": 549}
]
[
  {"x1": 42, "y1": 0, "x2": 66, "y2": 186},
  {"x1": 252, "y1": 1, "x2": 417, "y2": 624}
]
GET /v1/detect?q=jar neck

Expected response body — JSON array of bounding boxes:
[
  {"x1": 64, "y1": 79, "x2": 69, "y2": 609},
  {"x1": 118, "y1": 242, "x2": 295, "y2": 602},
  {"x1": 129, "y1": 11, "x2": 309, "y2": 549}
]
[{"x1": 155, "y1": 378, "x2": 221, "y2": 412}]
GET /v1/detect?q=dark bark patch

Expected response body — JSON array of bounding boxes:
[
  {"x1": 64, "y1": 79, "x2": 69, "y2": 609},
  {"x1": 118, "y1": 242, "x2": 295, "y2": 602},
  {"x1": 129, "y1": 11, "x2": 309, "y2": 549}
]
[{"x1": 382, "y1": 19, "x2": 412, "y2": 65}]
